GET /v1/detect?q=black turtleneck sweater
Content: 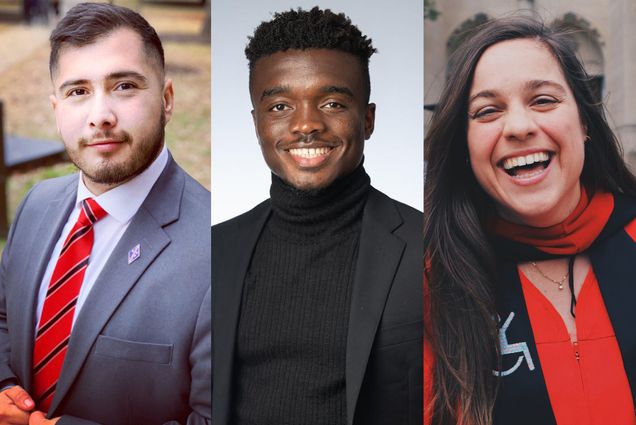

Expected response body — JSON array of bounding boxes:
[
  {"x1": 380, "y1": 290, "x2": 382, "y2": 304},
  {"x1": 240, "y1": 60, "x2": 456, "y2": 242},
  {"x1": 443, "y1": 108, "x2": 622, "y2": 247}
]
[{"x1": 232, "y1": 165, "x2": 371, "y2": 425}]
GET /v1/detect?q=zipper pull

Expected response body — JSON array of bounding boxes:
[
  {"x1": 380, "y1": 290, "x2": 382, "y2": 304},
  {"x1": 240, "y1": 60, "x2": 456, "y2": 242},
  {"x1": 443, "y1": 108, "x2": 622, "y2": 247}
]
[{"x1": 573, "y1": 341, "x2": 580, "y2": 361}]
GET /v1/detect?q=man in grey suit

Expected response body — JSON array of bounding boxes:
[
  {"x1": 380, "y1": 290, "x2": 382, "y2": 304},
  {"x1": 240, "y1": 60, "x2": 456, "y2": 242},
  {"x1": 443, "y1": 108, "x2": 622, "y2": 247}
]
[{"x1": 0, "y1": 3, "x2": 210, "y2": 424}]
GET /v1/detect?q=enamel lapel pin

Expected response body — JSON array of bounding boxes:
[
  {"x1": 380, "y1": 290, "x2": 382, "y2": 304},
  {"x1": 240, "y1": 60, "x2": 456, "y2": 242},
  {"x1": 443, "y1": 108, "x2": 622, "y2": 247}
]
[{"x1": 128, "y1": 244, "x2": 141, "y2": 264}]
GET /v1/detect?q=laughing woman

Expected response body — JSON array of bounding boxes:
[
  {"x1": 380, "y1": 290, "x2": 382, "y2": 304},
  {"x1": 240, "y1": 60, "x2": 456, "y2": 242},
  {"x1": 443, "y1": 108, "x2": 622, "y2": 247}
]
[{"x1": 424, "y1": 17, "x2": 636, "y2": 425}]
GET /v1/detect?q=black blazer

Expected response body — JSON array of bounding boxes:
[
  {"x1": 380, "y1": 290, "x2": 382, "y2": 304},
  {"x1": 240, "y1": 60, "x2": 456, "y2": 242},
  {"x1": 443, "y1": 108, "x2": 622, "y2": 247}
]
[{"x1": 212, "y1": 187, "x2": 423, "y2": 425}]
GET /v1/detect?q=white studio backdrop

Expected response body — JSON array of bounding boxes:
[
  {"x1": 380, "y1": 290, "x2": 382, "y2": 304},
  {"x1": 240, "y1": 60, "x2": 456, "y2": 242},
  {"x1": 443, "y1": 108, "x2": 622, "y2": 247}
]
[{"x1": 211, "y1": 0, "x2": 424, "y2": 224}]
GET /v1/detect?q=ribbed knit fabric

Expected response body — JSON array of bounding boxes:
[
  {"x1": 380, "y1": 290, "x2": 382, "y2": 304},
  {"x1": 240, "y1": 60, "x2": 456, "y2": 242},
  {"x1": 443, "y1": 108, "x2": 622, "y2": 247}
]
[{"x1": 232, "y1": 164, "x2": 371, "y2": 425}]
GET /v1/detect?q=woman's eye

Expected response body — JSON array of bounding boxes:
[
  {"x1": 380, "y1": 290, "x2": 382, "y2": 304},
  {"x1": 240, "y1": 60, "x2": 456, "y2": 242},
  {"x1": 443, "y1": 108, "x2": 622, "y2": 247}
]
[
  {"x1": 533, "y1": 96, "x2": 559, "y2": 106},
  {"x1": 471, "y1": 107, "x2": 499, "y2": 119}
]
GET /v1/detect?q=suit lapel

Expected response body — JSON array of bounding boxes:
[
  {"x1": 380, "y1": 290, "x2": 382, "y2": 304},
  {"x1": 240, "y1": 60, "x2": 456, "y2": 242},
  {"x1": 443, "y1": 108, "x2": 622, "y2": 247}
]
[
  {"x1": 50, "y1": 207, "x2": 170, "y2": 413},
  {"x1": 16, "y1": 180, "x2": 77, "y2": 391},
  {"x1": 346, "y1": 189, "x2": 405, "y2": 425},
  {"x1": 212, "y1": 201, "x2": 270, "y2": 425},
  {"x1": 49, "y1": 158, "x2": 183, "y2": 414}
]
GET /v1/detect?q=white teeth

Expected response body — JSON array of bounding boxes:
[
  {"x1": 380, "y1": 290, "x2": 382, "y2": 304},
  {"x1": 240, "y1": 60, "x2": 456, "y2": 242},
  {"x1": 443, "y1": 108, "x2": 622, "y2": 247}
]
[
  {"x1": 289, "y1": 147, "x2": 331, "y2": 158},
  {"x1": 503, "y1": 151, "x2": 550, "y2": 170},
  {"x1": 511, "y1": 167, "x2": 545, "y2": 180}
]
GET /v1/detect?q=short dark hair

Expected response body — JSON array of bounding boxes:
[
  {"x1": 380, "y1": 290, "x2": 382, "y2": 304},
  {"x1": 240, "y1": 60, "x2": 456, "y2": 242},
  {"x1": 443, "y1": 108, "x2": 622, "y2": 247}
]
[
  {"x1": 49, "y1": 2, "x2": 164, "y2": 77},
  {"x1": 245, "y1": 6, "x2": 376, "y2": 100}
]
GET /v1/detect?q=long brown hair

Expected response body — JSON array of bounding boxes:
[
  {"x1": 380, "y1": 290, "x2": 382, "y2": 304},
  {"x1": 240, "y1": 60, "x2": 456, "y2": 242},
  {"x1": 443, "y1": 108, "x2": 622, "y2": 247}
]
[{"x1": 424, "y1": 16, "x2": 636, "y2": 425}]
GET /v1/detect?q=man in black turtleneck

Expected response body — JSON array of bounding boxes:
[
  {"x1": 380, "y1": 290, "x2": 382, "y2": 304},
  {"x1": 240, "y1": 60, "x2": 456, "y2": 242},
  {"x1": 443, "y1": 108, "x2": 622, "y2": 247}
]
[{"x1": 212, "y1": 7, "x2": 423, "y2": 425}]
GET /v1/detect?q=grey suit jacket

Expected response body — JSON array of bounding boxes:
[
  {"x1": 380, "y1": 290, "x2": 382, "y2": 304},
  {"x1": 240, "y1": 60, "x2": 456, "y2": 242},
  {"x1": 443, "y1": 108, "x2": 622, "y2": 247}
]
[
  {"x1": 0, "y1": 155, "x2": 211, "y2": 425},
  {"x1": 212, "y1": 187, "x2": 423, "y2": 425}
]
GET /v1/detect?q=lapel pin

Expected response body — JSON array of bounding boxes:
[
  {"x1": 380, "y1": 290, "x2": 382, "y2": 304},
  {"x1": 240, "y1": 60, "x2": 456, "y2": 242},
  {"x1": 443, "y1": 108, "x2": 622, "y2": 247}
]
[{"x1": 128, "y1": 244, "x2": 141, "y2": 264}]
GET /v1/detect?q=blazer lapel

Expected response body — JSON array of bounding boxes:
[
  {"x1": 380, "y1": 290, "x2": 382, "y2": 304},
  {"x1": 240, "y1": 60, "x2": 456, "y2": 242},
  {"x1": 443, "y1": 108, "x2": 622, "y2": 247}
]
[
  {"x1": 212, "y1": 201, "x2": 270, "y2": 425},
  {"x1": 49, "y1": 158, "x2": 182, "y2": 414},
  {"x1": 346, "y1": 189, "x2": 405, "y2": 425},
  {"x1": 15, "y1": 180, "x2": 77, "y2": 391}
]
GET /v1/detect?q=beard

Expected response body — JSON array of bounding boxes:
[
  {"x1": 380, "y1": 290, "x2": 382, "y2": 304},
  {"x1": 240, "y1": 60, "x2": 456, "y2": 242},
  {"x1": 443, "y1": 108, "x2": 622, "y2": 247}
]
[{"x1": 69, "y1": 111, "x2": 166, "y2": 186}]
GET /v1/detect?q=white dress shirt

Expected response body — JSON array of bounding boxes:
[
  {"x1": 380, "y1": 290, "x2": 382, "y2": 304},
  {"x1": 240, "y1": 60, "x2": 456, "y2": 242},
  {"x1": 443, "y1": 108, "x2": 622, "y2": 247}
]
[{"x1": 35, "y1": 146, "x2": 169, "y2": 330}]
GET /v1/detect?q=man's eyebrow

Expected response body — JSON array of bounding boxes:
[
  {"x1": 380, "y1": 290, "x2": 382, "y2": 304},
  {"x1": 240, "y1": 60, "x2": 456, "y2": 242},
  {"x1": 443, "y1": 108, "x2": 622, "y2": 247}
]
[
  {"x1": 259, "y1": 85, "x2": 355, "y2": 101},
  {"x1": 321, "y1": 85, "x2": 354, "y2": 97},
  {"x1": 58, "y1": 71, "x2": 149, "y2": 93},
  {"x1": 261, "y1": 86, "x2": 289, "y2": 101},
  {"x1": 105, "y1": 71, "x2": 149, "y2": 85},
  {"x1": 58, "y1": 79, "x2": 90, "y2": 93}
]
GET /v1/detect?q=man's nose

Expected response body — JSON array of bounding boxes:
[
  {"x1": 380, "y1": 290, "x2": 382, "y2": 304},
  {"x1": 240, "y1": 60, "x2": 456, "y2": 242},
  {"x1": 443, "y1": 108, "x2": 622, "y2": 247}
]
[
  {"x1": 88, "y1": 93, "x2": 117, "y2": 130},
  {"x1": 502, "y1": 105, "x2": 537, "y2": 142},
  {"x1": 289, "y1": 103, "x2": 326, "y2": 137}
]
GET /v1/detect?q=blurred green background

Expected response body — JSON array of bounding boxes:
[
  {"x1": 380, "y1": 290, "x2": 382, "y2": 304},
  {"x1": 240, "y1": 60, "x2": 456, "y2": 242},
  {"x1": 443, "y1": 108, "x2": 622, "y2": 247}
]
[{"x1": 0, "y1": 0, "x2": 211, "y2": 250}]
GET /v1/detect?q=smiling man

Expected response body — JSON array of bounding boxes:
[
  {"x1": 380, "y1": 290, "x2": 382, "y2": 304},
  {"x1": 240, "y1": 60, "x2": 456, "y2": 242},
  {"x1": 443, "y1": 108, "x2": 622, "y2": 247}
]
[
  {"x1": 212, "y1": 7, "x2": 423, "y2": 425},
  {"x1": 0, "y1": 3, "x2": 210, "y2": 425}
]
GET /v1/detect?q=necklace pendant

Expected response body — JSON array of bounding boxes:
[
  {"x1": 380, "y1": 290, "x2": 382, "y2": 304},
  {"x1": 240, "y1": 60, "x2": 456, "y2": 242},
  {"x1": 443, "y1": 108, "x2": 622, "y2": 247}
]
[{"x1": 558, "y1": 283, "x2": 564, "y2": 290}]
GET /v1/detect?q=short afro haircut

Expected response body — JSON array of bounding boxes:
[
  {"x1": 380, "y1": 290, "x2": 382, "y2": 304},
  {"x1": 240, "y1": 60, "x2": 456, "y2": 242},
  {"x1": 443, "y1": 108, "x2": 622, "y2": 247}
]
[{"x1": 245, "y1": 7, "x2": 377, "y2": 101}]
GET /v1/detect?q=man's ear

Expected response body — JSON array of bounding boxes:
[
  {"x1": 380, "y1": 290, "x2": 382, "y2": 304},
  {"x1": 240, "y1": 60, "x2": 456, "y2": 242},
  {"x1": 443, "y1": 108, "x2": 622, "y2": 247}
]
[
  {"x1": 163, "y1": 79, "x2": 174, "y2": 123},
  {"x1": 50, "y1": 93, "x2": 61, "y2": 136},
  {"x1": 364, "y1": 103, "x2": 376, "y2": 140},
  {"x1": 251, "y1": 109, "x2": 260, "y2": 143},
  {"x1": 50, "y1": 93, "x2": 58, "y2": 111}
]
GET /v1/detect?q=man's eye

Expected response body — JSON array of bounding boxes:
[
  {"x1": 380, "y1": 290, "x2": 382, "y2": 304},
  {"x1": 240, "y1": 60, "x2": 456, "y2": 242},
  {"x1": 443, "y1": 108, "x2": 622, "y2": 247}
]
[
  {"x1": 115, "y1": 82, "x2": 136, "y2": 91},
  {"x1": 269, "y1": 104, "x2": 290, "y2": 112},
  {"x1": 68, "y1": 88, "x2": 87, "y2": 97},
  {"x1": 324, "y1": 102, "x2": 344, "y2": 109}
]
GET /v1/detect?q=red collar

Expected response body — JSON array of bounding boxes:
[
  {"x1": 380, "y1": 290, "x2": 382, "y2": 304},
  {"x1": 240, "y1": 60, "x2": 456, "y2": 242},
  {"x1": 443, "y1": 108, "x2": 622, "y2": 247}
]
[{"x1": 490, "y1": 188, "x2": 614, "y2": 255}]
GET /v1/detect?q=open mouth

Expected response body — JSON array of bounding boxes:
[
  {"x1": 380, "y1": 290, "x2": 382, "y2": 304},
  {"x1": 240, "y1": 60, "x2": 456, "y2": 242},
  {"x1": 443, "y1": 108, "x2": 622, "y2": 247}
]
[
  {"x1": 501, "y1": 151, "x2": 552, "y2": 179},
  {"x1": 288, "y1": 147, "x2": 333, "y2": 159}
]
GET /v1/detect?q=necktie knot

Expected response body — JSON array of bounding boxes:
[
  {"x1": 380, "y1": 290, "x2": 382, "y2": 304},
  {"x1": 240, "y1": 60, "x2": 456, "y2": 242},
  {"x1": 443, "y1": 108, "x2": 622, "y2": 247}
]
[{"x1": 79, "y1": 198, "x2": 107, "y2": 226}]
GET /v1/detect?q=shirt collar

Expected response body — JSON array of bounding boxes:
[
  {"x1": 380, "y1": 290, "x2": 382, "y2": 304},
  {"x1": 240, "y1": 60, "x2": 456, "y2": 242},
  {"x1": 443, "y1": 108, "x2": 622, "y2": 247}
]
[{"x1": 76, "y1": 145, "x2": 169, "y2": 223}]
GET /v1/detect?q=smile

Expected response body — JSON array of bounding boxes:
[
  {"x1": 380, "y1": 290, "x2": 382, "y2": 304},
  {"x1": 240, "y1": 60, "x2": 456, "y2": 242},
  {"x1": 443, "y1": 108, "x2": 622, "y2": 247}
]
[
  {"x1": 285, "y1": 146, "x2": 336, "y2": 168},
  {"x1": 501, "y1": 151, "x2": 552, "y2": 179},
  {"x1": 288, "y1": 147, "x2": 333, "y2": 158}
]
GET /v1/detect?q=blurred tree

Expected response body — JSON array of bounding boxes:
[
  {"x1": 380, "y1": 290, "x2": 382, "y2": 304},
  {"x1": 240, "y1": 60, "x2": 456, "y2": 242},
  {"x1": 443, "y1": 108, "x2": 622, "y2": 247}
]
[
  {"x1": 201, "y1": 0, "x2": 210, "y2": 39},
  {"x1": 425, "y1": 0, "x2": 440, "y2": 21}
]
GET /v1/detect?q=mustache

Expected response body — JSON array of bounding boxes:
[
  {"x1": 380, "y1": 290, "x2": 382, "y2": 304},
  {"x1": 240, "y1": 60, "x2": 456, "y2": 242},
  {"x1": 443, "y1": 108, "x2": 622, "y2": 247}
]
[
  {"x1": 296, "y1": 134, "x2": 316, "y2": 144},
  {"x1": 291, "y1": 134, "x2": 338, "y2": 145},
  {"x1": 79, "y1": 130, "x2": 132, "y2": 146}
]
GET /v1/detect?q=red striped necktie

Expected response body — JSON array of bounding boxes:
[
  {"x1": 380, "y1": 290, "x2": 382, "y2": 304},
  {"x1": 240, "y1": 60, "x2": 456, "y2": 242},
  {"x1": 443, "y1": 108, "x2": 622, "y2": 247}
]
[{"x1": 32, "y1": 198, "x2": 107, "y2": 412}]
